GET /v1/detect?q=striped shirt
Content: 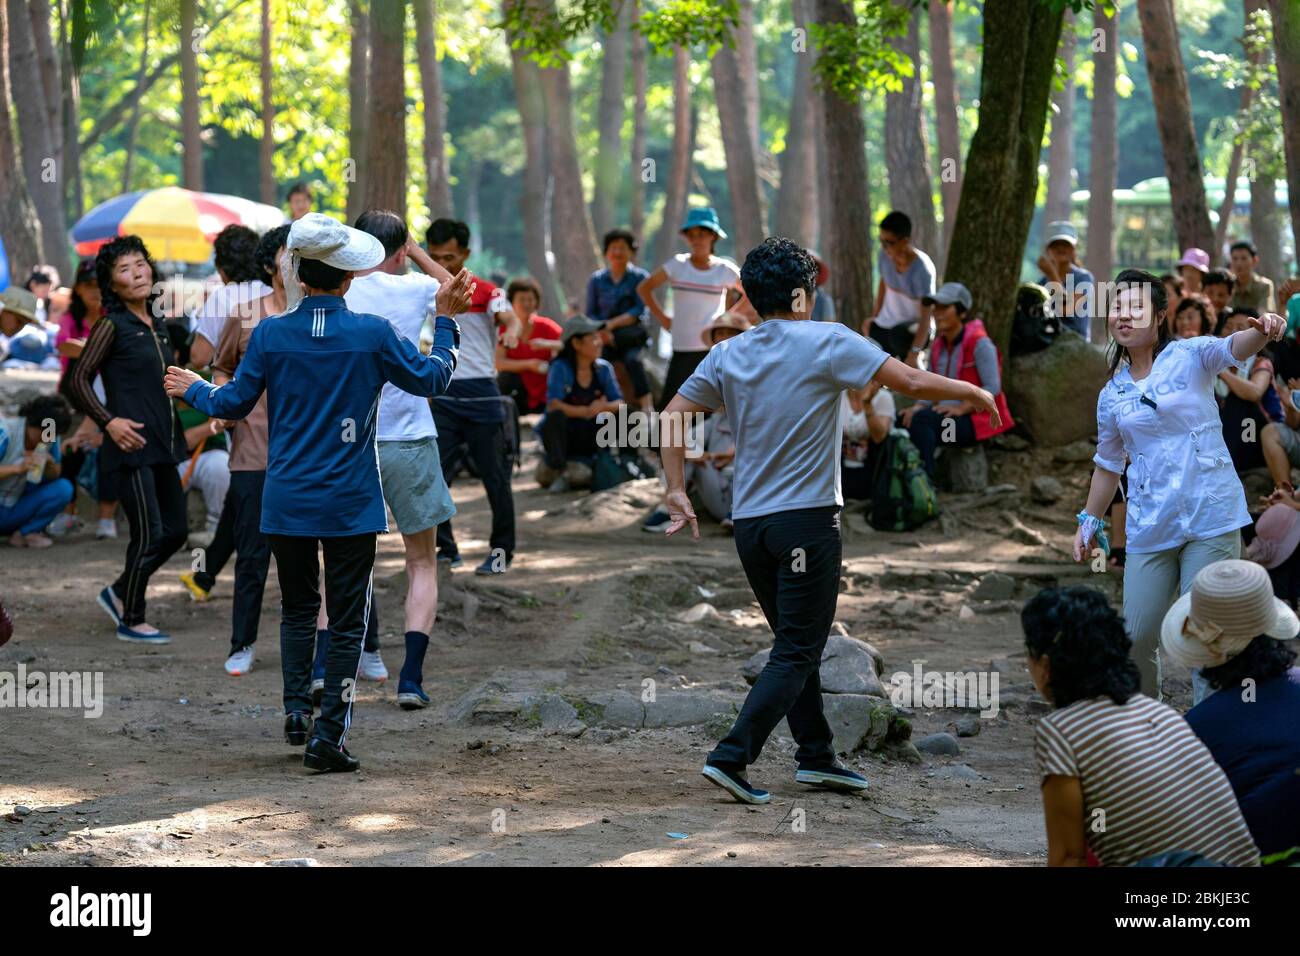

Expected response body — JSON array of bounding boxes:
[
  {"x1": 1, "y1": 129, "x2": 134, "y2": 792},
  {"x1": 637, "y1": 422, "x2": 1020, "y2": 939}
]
[
  {"x1": 1035, "y1": 694, "x2": 1259, "y2": 867},
  {"x1": 662, "y1": 254, "x2": 739, "y2": 353}
]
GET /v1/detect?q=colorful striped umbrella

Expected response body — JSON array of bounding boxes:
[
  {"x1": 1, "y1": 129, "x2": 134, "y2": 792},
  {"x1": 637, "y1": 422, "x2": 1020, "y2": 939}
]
[{"x1": 71, "y1": 187, "x2": 286, "y2": 263}]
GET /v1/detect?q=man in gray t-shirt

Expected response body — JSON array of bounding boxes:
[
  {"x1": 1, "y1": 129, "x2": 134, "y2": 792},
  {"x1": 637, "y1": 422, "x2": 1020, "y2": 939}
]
[{"x1": 661, "y1": 237, "x2": 998, "y2": 806}]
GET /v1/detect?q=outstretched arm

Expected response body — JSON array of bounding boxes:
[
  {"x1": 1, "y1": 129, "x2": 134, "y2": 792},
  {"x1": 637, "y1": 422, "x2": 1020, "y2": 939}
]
[
  {"x1": 1229, "y1": 311, "x2": 1285, "y2": 360},
  {"x1": 167, "y1": 328, "x2": 267, "y2": 420},
  {"x1": 661, "y1": 392, "x2": 715, "y2": 539},
  {"x1": 873, "y1": 357, "x2": 1000, "y2": 428}
]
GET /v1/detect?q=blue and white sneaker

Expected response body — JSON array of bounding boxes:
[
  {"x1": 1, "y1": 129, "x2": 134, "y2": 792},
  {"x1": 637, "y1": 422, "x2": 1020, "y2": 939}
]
[
  {"x1": 396, "y1": 681, "x2": 430, "y2": 710},
  {"x1": 97, "y1": 586, "x2": 123, "y2": 627},
  {"x1": 795, "y1": 764, "x2": 869, "y2": 792},
  {"x1": 701, "y1": 764, "x2": 771, "y2": 805},
  {"x1": 437, "y1": 552, "x2": 463, "y2": 570},
  {"x1": 642, "y1": 509, "x2": 672, "y2": 534},
  {"x1": 116, "y1": 624, "x2": 170, "y2": 645}
]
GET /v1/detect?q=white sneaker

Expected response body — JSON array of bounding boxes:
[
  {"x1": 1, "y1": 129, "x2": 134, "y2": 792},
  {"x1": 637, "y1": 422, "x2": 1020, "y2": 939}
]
[
  {"x1": 45, "y1": 513, "x2": 80, "y2": 537},
  {"x1": 359, "y1": 651, "x2": 388, "y2": 683},
  {"x1": 96, "y1": 519, "x2": 118, "y2": 540},
  {"x1": 225, "y1": 646, "x2": 255, "y2": 676}
]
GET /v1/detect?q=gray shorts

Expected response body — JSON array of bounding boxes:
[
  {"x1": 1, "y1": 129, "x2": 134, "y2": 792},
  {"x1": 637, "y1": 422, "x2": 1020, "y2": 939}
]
[
  {"x1": 378, "y1": 436, "x2": 456, "y2": 535},
  {"x1": 1273, "y1": 421, "x2": 1300, "y2": 466}
]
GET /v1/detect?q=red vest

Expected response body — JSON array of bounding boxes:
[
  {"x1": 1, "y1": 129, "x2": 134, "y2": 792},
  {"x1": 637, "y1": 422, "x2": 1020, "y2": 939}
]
[{"x1": 928, "y1": 318, "x2": 1014, "y2": 441}]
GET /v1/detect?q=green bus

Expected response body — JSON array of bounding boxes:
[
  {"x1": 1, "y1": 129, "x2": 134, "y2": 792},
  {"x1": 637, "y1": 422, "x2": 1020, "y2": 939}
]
[{"x1": 1067, "y1": 176, "x2": 1294, "y2": 275}]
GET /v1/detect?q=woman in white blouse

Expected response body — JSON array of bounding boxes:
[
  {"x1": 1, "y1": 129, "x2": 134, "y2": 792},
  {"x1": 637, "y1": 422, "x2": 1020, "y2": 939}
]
[{"x1": 1072, "y1": 268, "x2": 1285, "y2": 700}]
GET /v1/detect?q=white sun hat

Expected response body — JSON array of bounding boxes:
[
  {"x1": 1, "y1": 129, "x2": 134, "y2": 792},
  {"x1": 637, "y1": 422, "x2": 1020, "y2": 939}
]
[
  {"x1": 1160, "y1": 559, "x2": 1299, "y2": 670},
  {"x1": 280, "y1": 212, "x2": 386, "y2": 310}
]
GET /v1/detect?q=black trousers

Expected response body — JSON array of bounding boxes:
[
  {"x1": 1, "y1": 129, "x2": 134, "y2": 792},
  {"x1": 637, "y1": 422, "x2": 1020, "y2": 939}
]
[
  {"x1": 541, "y1": 409, "x2": 600, "y2": 470},
  {"x1": 193, "y1": 482, "x2": 237, "y2": 591},
  {"x1": 433, "y1": 407, "x2": 516, "y2": 560},
  {"x1": 213, "y1": 470, "x2": 272, "y2": 653},
  {"x1": 115, "y1": 462, "x2": 189, "y2": 626},
  {"x1": 906, "y1": 407, "x2": 978, "y2": 477},
  {"x1": 602, "y1": 341, "x2": 651, "y2": 399},
  {"x1": 708, "y1": 505, "x2": 841, "y2": 770},
  {"x1": 658, "y1": 349, "x2": 708, "y2": 411},
  {"x1": 867, "y1": 323, "x2": 917, "y2": 361},
  {"x1": 269, "y1": 532, "x2": 376, "y2": 747}
]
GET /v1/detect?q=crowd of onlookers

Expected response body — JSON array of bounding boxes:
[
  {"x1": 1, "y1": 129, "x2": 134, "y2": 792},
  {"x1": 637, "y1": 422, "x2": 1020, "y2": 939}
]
[{"x1": 2, "y1": 195, "x2": 1298, "y2": 866}]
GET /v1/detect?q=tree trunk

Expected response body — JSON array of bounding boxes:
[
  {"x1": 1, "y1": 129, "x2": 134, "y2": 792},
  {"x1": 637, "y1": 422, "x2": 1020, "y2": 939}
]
[
  {"x1": 653, "y1": 45, "x2": 694, "y2": 270},
  {"x1": 259, "y1": 0, "x2": 274, "y2": 205},
  {"x1": 507, "y1": 8, "x2": 560, "y2": 311},
  {"x1": 180, "y1": 0, "x2": 204, "y2": 190},
  {"x1": 736, "y1": 0, "x2": 759, "y2": 152},
  {"x1": 591, "y1": 0, "x2": 629, "y2": 237},
  {"x1": 711, "y1": 2, "x2": 765, "y2": 257},
  {"x1": 1250, "y1": 169, "x2": 1284, "y2": 284},
  {"x1": 464, "y1": 158, "x2": 483, "y2": 254},
  {"x1": 774, "y1": 0, "x2": 818, "y2": 249},
  {"x1": 884, "y1": 0, "x2": 938, "y2": 257},
  {"x1": 1214, "y1": 0, "x2": 1266, "y2": 256},
  {"x1": 814, "y1": 0, "x2": 873, "y2": 332},
  {"x1": 0, "y1": 0, "x2": 42, "y2": 276},
  {"x1": 537, "y1": 47, "x2": 599, "y2": 305},
  {"x1": 945, "y1": 0, "x2": 1065, "y2": 357},
  {"x1": 415, "y1": 0, "x2": 453, "y2": 220},
  {"x1": 1087, "y1": 1, "x2": 1118, "y2": 298},
  {"x1": 628, "y1": 0, "x2": 647, "y2": 242},
  {"x1": 8, "y1": 0, "x2": 67, "y2": 276},
  {"x1": 1044, "y1": 10, "x2": 1075, "y2": 224},
  {"x1": 1136, "y1": 0, "x2": 1214, "y2": 254},
  {"x1": 28, "y1": 0, "x2": 60, "y2": 158},
  {"x1": 928, "y1": 0, "x2": 961, "y2": 262},
  {"x1": 364, "y1": 0, "x2": 406, "y2": 216},
  {"x1": 58, "y1": 2, "x2": 82, "y2": 221},
  {"x1": 346, "y1": 0, "x2": 369, "y2": 221},
  {"x1": 122, "y1": 0, "x2": 153, "y2": 194},
  {"x1": 1270, "y1": 0, "x2": 1300, "y2": 266}
]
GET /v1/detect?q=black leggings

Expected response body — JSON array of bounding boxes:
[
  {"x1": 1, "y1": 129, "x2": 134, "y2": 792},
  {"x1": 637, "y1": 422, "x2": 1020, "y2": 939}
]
[{"x1": 114, "y1": 462, "x2": 188, "y2": 626}]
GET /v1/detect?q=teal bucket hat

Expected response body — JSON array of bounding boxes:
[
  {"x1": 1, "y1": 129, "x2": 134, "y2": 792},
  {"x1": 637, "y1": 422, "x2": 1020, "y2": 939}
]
[{"x1": 680, "y1": 207, "x2": 727, "y2": 240}]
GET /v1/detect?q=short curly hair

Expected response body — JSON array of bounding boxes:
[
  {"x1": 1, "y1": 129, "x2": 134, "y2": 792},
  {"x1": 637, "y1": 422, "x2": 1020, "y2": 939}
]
[
  {"x1": 1199, "y1": 635, "x2": 1297, "y2": 692},
  {"x1": 18, "y1": 393, "x2": 73, "y2": 436},
  {"x1": 255, "y1": 224, "x2": 292, "y2": 284},
  {"x1": 95, "y1": 235, "x2": 162, "y2": 318},
  {"x1": 1022, "y1": 586, "x2": 1141, "y2": 707},
  {"x1": 213, "y1": 225, "x2": 262, "y2": 284},
  {"x1": 739, "y1": 237, "x2": 819, "y2": 319}
]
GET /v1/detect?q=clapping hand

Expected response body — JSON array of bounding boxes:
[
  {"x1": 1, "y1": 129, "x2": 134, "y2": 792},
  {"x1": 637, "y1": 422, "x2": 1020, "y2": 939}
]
[
  {"x1": 1249, "y1": 312, "x2": 1286, "y2": 341},
  {"x1": 435, "y1": 270, "x2": 475, "y2": 318}
]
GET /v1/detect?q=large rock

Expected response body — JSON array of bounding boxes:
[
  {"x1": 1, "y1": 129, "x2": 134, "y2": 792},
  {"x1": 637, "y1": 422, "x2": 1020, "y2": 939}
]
[
  {"x1": 936, "y1": 444, "x2": 988, "y2": 493},
  {"x1": 777, "y1": 694, "x2": 908, "y2": 754},
  {"x1": 642, "y1": 691, "x2": 737, "y2": 728},
  {"x1": 742, "y1": 633, "x2": 886, "y2": 697},
  {"x1": 1005, "y1": 330, "x2": 1108, "y2": 447}
]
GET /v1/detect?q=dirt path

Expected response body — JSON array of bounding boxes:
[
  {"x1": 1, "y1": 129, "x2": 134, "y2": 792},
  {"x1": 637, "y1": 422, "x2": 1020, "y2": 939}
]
[{"x1": 1, "y1": 431, "x2": 1159, "y2": 867}]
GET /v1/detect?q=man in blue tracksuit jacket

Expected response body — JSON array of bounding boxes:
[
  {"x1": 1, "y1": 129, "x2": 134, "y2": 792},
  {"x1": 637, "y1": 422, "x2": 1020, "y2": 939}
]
[{"x1": 165, "y1": 214, "x2": 471, "y2": 773}]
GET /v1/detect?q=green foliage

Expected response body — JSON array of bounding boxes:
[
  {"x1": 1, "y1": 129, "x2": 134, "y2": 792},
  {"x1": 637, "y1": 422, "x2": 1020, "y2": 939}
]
[
  {"x1": 499, "y1": 0, "x2": 741, "y2": 63},
  {"x1": 809, "y1": 1, "x2": 912, "y2": 99}
]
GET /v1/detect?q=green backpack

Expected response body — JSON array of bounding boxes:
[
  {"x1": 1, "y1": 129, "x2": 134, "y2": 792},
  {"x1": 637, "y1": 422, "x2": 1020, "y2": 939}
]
[{"x1": 867, "y1": 428, "x2": 940, "y2": 532}]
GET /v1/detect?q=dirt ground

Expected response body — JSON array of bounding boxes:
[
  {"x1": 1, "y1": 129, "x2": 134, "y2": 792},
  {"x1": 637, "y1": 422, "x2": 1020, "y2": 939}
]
[{"x1": 2, "y1": 398, "x2": 1188, "y2": 868}]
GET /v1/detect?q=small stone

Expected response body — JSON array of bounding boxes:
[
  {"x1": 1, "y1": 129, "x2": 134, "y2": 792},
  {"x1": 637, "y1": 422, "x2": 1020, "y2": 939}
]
[
  {"x1": 958, "y1": 604, "x2": 975, "y2": 621},
  {"x1": 12, "y1": 806, "x2": 32, "y2": 817},
  {"x1": 933, "y1": 763, "x2": 982, "y2": 782},
  {"x1": 994, "y1": 434, "x2": 1030, "y2": 452},
  {"x1": 266, "y1": 857, "x2": 319, "y2": 867},
  {"x1": 914, "y1": 732, "x2": 961, "y2": 756},
  {"x1": 678, "y1": 602, "x2": 725, "y2": 624},
  {"x1": 953, "y1": 715, "x2": 981, "y2": 738},
  {"x1": 1054, "y1": 439, "x2": 1095, "y2": 463},
  {"x1": 971, "y1": 572, "x2": 1017, "y2": 602},
  {"x1": 1030, "y1": 476, "x2": 1064, "y2": 504},
  {"x1": 687, "y1": 641, "x2": 718, "y2": 655},
  {"x1": 726, "y1": 851, "x2": 737, "y2": 858}
]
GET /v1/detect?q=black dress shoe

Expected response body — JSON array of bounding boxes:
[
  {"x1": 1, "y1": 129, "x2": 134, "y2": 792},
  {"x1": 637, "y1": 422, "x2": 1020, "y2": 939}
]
[
  {"x1": 284, "y1": 711, "x2": 313, "y2": 746},
  {"x1": 303, "y1": 737, "x2": 360, "y2": 774}
]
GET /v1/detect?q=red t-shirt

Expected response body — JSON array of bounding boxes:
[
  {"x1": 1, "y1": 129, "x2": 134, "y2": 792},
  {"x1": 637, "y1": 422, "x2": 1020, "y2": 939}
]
[{"x1": 500, "y1": 315, "x2": 562, "y2": 411}]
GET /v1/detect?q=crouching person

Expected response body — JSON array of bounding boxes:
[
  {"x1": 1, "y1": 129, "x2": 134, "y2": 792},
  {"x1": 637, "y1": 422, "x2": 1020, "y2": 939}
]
[
  {"x1": 536, "y1": 316, "x2": 623, "y2": 493},
  {"x1": 0, "y1": 394, "x2": 75, "y2": 548}
]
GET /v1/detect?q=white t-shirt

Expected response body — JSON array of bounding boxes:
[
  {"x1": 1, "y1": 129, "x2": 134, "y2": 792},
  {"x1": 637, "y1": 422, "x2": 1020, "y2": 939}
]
[
  {"x1": 874, "y1": 249, "x2": 936, "y2": 329},
  {"x1": 344, "y1": 271, "x2": 442, "y2": 442},
  {"x1": 194, "y1": 280, "x2": 272, "y2": 346},
  {"x1": 452, "y1": 285, "x2": 511, "y2": 381},
  {"x1": 662, "y1": 254, "x2": 740, "y2": 353}
]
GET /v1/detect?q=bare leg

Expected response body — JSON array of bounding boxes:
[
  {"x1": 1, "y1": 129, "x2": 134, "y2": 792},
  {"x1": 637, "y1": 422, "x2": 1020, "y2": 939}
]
[{"x1": 401, "y1": 527, "x2": 439, "y2": 635}]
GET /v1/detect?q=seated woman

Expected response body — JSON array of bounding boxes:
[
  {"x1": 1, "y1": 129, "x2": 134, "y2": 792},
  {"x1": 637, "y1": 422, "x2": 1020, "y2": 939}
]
[
  {"x1": 899, "y1": 282, "x2": 1014, "y2": 477},
  {"x1": 1022, "y1": 586, "x2": 1259, "y2": 867},
  {"x1": 536, "y1": 316, "x2": 623, "y2": 492},
  {"x1": 1164, "y1": 560, "x2": 1300, "y2": 859},
  {"x1": 1246, "y1": 501, "x2": 1300, "y2": 607},
  {"x1": 176, "y1": 392, "x2": 231, "y2": 548},
  {"x1": 1217, "y1": 306, "x2": 1284, "y2": 472},
  {"x1": 682, "y1": 313, "x2": 750, "y2": 526},
  {"x1": 842, "y1": 379, "x2": 895, "y2": 502},
  {"x1": 1172, "y1": 293, "x2": 1213, "y2": 339},
  {"x1": 0, "y1": 394, "x2": 75, "y2": 548},
  {"x1": 496, "y1": 276, "x2": 562, "y2": 417}
]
